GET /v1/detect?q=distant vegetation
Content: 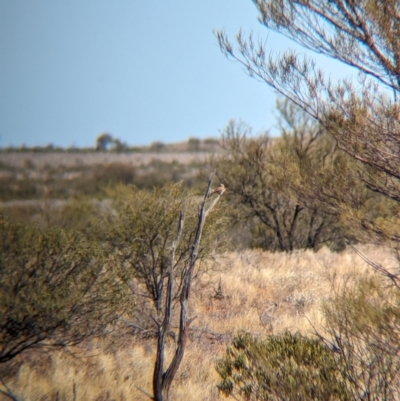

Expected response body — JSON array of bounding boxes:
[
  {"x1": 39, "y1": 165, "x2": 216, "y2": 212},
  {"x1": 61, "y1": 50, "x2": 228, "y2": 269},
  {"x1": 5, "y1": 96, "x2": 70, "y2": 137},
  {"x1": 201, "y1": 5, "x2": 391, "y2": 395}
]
[
  {"x1": 0, "y1": 136, "x2": 220, "y2": 202},
  {"x1": 0, "y1": 134, "x2": 221, "y2": 154}
]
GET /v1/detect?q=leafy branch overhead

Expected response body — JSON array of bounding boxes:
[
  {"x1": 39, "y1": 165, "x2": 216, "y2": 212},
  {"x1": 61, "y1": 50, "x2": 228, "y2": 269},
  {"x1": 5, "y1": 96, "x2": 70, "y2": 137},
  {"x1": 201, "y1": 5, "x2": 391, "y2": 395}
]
[{"x1": 216, "y1": 0, "x2": 400, "y2": 246}]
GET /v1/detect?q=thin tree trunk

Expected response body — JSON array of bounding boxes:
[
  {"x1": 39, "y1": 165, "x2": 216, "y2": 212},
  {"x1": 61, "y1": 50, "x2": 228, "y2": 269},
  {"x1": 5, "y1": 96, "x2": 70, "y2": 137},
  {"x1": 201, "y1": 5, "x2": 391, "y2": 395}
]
[
  {"x1": 153, "y1": 174, "x2": 218, "y2": 401},
  {"x1": 153, "y1": 211, "x2": 184, "y2": 401}
]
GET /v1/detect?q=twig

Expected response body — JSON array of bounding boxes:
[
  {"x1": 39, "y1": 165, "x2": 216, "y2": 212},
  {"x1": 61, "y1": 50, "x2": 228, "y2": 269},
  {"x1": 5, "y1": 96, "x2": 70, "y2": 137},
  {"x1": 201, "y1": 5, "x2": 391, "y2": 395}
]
[
  {"x1": 346, "y1": 239, "x2": 400, "y2": 286},
  {"x1": 136, "y1": 386, "x2": 154, "y2": 400},
  {"x1": 72, "y1": 380, "x2": 77, "y2": 401},
  {"x1": 303, "y1": 313, "x2": 341, "y2": 353},
  {"x1": 0, "y1": 379, "x2": 22, "y2": 401}
]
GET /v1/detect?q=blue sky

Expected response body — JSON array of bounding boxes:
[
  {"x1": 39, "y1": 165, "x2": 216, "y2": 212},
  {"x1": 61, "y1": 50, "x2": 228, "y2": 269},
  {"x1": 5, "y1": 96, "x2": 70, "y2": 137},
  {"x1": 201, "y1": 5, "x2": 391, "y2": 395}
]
[{"x1": 0, "y1": 1, "x2": 354, "y2": 148}]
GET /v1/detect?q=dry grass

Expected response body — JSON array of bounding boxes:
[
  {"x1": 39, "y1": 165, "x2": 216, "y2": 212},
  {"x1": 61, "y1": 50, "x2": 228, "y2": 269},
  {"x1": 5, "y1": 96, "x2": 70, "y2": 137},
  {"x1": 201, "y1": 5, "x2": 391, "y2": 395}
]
[{"x1": 1, "y1": 245, "x2": 396, "y2": 401}]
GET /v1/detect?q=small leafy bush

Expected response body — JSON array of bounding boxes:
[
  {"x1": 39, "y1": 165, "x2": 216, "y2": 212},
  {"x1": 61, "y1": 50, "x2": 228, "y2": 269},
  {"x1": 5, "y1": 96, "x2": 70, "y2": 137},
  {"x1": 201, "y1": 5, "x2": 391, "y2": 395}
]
[
  {"x1": 216, "y1": 331, "x2": 349, "y2": 401},
  {"x1": 0, "y1": 216, "x2": 130, "y2": 363},
  {"x1": 323, "y1": 276, "x2": 400, "y2": 400}
]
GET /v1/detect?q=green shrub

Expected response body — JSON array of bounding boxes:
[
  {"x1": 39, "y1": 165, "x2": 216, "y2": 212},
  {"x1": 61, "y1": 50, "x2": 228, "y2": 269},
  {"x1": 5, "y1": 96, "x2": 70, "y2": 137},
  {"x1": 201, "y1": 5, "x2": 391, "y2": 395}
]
[
  {"x1": 0, "y1": 216, "x2": 130, "y2": 363},
  {"x1": 217, "y1": 276, "x2": 400, "y2": 401},
  {"x1": 323, "y1": 276, "x2": 400, "y2": 400},
  {"x1": 216, "y1": 331, "x2": 349, "y2": 401},
  {"x1": 215, "y1": 116, "x2": 353, "y2": 252},
  {"x1": 93, "y1": 162, "x2": 136, "y2": 186}
]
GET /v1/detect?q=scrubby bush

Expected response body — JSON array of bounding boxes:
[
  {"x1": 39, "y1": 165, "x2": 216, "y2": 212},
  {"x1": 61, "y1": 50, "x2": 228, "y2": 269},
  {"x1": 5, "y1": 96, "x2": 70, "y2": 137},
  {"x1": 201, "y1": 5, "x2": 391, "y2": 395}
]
[
  {"x1": 93, "y1": 162, "x2": 136, "y2": 186},
  {"x1": 322, "y1": 276, "x2": 400, "y2": 400},
  {"x1": 150, "y1": 141, "x2": 166, "y2": 152},
  {"x1": 217, "y1": 0, "x2": 400, "y2": 260},
  {"x1": 216, "y1": 331, "x2": 349, "y2": 401},
  {"x1": 104, "y1": 179, "x2": 228, "y2": 401},
  {"x1": 105, "y1": 182, "x2": 229, "y2": 327},
  {"x1": 215, "y1": 110, "x2": 357, "y2": 252},
  {"x1": 187, "y1": 137, "x2": 201, "y2": 152},
  {"x1": 216, "y1": 274, "x2": 400, "y2": 401},
  {"x1": 0, "y1": 216, "x2": 130, "y2": 364}
]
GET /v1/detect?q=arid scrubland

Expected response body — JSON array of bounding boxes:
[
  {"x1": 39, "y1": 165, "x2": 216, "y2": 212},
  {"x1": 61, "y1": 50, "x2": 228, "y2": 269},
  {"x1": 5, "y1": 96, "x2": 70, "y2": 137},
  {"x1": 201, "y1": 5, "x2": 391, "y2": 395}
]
[
  {"x1": 4, "y1": 0, "x2": 400, "y2": 399},
  {"x1": 2, "y1": 126, "x2": 400, "y2": 400},
  {"x1": 0, "y1": 150, "x2": 212, "y2": 202},
  {"x1": 0, "y1": 151, "x2": 210, "y2": 169},
  {"x1": 1, "y1": 246, "x2": 394, "y2": 401}
]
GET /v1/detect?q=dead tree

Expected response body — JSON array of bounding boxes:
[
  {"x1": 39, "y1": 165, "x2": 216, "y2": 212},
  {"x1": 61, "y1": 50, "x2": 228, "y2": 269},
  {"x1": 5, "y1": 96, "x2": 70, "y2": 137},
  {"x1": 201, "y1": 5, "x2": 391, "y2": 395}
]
[{"x1": 152, "y1": 174, "x2": 222, "y2": 401}]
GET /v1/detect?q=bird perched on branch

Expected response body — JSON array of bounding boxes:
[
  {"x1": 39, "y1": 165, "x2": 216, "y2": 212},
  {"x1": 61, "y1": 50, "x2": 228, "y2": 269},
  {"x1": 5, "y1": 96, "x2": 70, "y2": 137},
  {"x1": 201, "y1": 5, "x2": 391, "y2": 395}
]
[{"x1": 209, "y1": 183, "x2": 226, "y2": 197}]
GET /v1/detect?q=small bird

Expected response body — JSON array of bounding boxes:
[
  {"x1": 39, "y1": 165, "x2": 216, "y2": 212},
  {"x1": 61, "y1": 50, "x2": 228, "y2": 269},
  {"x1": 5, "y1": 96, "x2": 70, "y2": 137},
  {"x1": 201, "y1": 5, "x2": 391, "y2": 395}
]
[{"x1": 209, "y1": 183, "x2": 226, "y2": 197}]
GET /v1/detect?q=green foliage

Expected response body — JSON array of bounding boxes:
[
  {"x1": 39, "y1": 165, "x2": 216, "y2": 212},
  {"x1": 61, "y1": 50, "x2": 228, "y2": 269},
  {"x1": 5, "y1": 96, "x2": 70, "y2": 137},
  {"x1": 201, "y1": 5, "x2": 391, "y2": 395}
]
[
  {"x1": 96, "y1": 133, "x2": 114, "y2": 151},
  {"x1": 216, "y1": 273, "x2": 400, "y2": 401},
  {"x1": 0, "y1": 156, "x2": 207, "y2": 201},
  {"x1": 215, "y1": 113, "x2": 352, "y2": 252},
  {"x1": 269, "y1": 101, "x2": 399, "y2": 246},
  {"x1": 217, "y1": 0, "x2": 400, "y2": 247},
  {"x1": 103, "y1": 182, "x2": 229, "y2": 331},
  {"x1": 93, "y1": 162, "x2": 136, "y2": 186},
  {"x1": 216, "y1": 331, "x2": 349, "y2": 401},
  {"x1": 35, "y1": 197, "x2": 107, "y2": 236},
  {"x1": 323, "y1": 276, "x2": 400, "y2": 400},
  {"x1": 187, "y1": 137, "x2": 201, "y2": 152},
  {"x1": 150, "y1": 141, "x2": 166, "y2": 152},
  {"x1": 0, "y1": 216, "x2": 130, "y2": 363},
  {"x1": 132, "y1": 160, "x2": 200, "y2": 190},
  {"x1": 218, "y1": 277, "x2": 400, "y2": 401}
]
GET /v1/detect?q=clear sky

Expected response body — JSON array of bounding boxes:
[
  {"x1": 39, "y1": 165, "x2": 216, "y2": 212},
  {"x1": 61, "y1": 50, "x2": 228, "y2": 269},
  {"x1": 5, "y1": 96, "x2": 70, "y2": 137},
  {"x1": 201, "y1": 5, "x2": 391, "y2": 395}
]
[{"x1": 0, "y1": 1, "x2": 354, "y2": 148}]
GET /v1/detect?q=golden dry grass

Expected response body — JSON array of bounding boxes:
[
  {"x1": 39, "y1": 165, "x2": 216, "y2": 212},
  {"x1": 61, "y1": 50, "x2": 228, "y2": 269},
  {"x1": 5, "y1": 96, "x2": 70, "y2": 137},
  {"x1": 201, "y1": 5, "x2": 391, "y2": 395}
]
[{"x1": 1, "y1": 245, "x2": 397, "y2": 401}]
